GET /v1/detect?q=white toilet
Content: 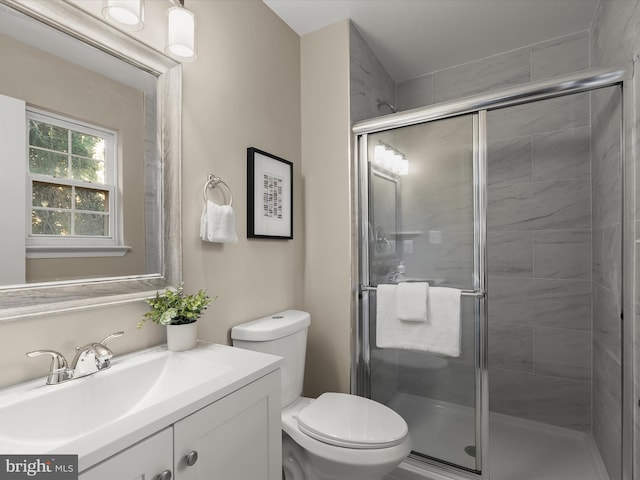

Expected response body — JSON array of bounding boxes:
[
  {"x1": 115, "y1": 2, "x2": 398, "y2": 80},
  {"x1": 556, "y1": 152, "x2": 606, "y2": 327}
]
[{"x1": 231, "y1": 310, "x2": 411, "y2": 480}]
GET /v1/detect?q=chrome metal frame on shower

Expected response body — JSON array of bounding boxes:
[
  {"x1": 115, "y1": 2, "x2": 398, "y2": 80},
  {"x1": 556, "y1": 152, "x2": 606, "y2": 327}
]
[
  {"x1": 473, "y1": 111, "x2": 489, "y2": 477},
  {"x1": 352, "y1": 65, "x2": 630, "y2": 480},
  {"x1": 354, "y1": 134, "x2": 371, "y2": 399},
  {"x1": 353, "y1": 66, "x2": 626, "y2": 136},
  {"x1": 619, "y1": 63, "x2": 633, "y2": 480}
]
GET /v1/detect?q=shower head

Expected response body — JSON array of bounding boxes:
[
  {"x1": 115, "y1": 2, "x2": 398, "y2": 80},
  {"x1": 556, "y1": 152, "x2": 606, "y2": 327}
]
[{"x1": 377, "y1": 99, "x2": 398, "y2": 113}]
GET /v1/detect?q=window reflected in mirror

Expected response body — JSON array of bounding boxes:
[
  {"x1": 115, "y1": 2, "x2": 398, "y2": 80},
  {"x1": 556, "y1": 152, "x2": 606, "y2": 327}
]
[{"x1": 0, "y1": 4, "x2": 160, "y2": 286}]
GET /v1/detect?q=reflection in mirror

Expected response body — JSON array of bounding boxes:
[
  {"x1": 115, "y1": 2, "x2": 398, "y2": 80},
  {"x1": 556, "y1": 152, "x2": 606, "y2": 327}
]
[
  {"x1": 0, "y1": 3, "x2": 156, "y2": 284},
  {"x1": 370, "y1": 168, "x2": 398, "y2": 258},
  {"x1": 0, "y1": 1, "x2": 181, "y2": 320}
]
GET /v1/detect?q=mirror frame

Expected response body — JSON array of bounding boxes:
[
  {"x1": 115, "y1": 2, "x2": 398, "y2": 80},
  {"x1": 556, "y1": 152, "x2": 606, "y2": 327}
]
[{"x1": 0, "y1": 0, "x2": 182, "y2": 321}]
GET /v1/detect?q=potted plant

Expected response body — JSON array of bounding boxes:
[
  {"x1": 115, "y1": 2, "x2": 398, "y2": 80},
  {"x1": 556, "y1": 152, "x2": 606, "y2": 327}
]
[{"x1": 138, "y1": 284, "x2": 215, "y2": 351}]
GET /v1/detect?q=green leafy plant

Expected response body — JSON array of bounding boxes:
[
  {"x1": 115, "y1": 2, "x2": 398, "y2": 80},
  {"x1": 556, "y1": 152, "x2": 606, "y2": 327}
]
[{"x1": 138, "y1": 284, "x2": 215, "y2": 328}]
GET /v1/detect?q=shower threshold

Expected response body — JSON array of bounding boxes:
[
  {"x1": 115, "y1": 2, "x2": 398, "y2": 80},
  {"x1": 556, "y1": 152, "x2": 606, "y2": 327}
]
[{"x1": 385, "y1": 392, "x2": 610, "y2": 480}]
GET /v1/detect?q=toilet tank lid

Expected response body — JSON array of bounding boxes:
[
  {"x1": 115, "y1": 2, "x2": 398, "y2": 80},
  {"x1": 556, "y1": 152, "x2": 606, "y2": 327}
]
[{"x1": 231, "y1": 310, "x2": 310, "y2": 341}]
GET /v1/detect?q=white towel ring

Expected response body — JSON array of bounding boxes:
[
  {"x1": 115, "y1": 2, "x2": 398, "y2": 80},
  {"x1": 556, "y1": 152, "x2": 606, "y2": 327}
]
[{"x1": 203, "y1": 174, "x2": 233, "y2": 206}]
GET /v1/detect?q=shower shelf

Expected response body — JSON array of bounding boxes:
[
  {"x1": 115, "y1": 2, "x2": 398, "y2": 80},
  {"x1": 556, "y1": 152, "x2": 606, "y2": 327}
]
[{"x1": 388, "y1": 231, "x2": 423, "y2": 237}]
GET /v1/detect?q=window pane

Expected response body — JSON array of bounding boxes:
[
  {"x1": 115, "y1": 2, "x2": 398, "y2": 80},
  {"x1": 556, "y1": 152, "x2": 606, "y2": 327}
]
[
  {"x1": 29, "y1": 148, "x2": 69, "y2": 177},
  {"x1": 71, "y1": 156, "x2": 105, "y2": 183},
  {"x1": 75, "y1": 213, "x2": 109, "y2": 236},
  {"x1": 32, "y1": 182, "x2": 72, "y2": 209},
  {"x1": 75, "y1": 187, "x2": 108, "y2": 212},
  {"x1": 28, "y1": 120, "x2": 68, "y2": 152},
  {"x1": 71, "y1": 132, "x2": 105, "y2": 160},
  {"x1": 32, "y1": 210, "x2": 71, "y2": 235}
]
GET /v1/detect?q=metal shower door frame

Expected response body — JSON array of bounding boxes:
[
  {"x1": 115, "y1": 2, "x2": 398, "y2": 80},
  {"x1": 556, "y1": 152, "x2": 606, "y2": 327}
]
[
  {"x1": 352, "y1": 66, "x2": 629, "y2": 480},
  {"x1": 355, "y1": 111, "x2": 488, "y2": 475}
]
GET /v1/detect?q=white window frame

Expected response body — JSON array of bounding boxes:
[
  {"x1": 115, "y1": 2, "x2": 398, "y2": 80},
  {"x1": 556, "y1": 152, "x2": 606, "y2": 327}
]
[{"x1": 25, "y1": 108, "x2": 128, "y2": 258}]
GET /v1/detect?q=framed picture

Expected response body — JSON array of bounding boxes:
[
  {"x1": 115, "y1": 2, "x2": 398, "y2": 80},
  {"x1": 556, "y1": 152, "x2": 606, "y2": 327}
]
[{"x1": 247, "y1": 147, "x2": 293, "y2": 239}]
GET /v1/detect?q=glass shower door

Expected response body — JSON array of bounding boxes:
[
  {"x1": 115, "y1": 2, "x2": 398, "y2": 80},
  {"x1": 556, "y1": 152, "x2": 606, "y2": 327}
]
[{"x1": 363, "y1": 113, "x2": 486, "y2": 473}]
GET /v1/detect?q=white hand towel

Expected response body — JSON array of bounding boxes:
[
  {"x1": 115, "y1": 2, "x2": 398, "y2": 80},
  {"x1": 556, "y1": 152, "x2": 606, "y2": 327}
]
[
  {"x1": 200, "y1": 200, "x2": 238, "y2": 243},
  {"x1": 426, "y1": 287, "x2": 462, "y2": 357},
  {"x1": 376, "y1": 284, "x2": 400, "y2": 347},
  {"x1": 396, "y1": 282, "x2": 429, "y2": 322},
  {"x1": 376, "y1": 285, "x2": 461, "y2": 357}
]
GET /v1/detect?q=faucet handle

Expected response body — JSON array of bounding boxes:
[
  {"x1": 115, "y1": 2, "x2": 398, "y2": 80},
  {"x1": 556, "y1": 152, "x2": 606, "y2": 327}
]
[
  {"x1": 96, "y1": 332, "x2": 124, "y2": 370},
  {"x1": 26, "y1": 349, "x2": 68, "y2": 368},
  {"x1": 26, "y1": 350, "x2": 71, "y2": 385},
  {"x1": 100, "y1": 331, "x2": 124, "y2": 347}
]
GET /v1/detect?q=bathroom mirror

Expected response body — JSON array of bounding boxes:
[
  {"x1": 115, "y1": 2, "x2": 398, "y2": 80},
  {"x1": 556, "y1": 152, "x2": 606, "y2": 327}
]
[
  {"x1": 369, "y1": 167, "x2": 398, "y2": 258},
  {"x1": 0, "y1": 0, "x2": 181, "y2": 320}
]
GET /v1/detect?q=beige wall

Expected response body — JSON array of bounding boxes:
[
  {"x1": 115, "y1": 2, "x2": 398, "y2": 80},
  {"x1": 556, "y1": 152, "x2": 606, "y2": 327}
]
[
  {"x1": 181, "y1": 0, "x2": 303, "y2": 346},
  {"x1": 0, "y1": 32, "x2": 146, "y2": 283},
  {"x1": 0, "y1": 0, "x2": 302, "y2": 388},
  {"x1": 300, "y1": 20, "x2": 352, "y2": 396},
  {"x1": 1, "y1": 2, "x2": 355, "y2": 399}
]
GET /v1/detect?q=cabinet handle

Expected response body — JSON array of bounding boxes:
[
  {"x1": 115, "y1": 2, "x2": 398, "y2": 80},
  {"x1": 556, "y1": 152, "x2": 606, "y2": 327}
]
[
  {"x1": 156, "y1": 470, "x2": 172, "y2": 480},
  {"x1": 186, "y1": 450, "x2": 199, "y2": 467}
]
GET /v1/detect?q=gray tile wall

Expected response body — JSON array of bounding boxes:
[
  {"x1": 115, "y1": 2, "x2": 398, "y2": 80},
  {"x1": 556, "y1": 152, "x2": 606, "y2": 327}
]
[
  {"x1": 395, "y1": 32, "x2": 596, "y2": 432},
  {"x1": 590, "y1": 3, "x2": 628, "y2": 477},
  {"x1": 431, "y1": 47, "x2": 530, "y2": 103},
  {"x1": 485, "y1": 91, "x2": 593, "y2": 432},
  {"x1": 349, "y1": 22, "x2": 396, "y2": 124},
  {"x1": 397, "y1": 31, "x2": 589, "y2": 111}
]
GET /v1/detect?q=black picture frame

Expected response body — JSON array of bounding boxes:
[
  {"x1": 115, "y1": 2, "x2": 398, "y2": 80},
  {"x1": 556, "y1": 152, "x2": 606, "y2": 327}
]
[{"x1": 247, "y1": 147, "x2": 293, "y2": 239}]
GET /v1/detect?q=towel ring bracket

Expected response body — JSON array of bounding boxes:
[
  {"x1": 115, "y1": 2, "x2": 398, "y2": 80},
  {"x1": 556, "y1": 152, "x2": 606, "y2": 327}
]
[{"x1": 203, "y1": 174, "x2": 233, "y2": 206}]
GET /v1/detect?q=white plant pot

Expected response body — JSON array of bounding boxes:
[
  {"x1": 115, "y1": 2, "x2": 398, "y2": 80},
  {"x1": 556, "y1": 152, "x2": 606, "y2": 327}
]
[{"x1": 166, "y1": 322, "x2": 198, "y2": 351}]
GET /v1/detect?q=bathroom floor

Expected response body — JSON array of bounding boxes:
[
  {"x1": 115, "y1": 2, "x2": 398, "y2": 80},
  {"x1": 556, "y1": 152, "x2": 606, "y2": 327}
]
[{"x1": 384, "y1": 392, "x2": 610, "y2": 480}]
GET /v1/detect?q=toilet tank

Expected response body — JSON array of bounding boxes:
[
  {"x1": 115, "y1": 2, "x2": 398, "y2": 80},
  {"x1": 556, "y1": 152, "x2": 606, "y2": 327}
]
[{"x1": 231, "y1": 310, "x2": 310, "y2": 408}]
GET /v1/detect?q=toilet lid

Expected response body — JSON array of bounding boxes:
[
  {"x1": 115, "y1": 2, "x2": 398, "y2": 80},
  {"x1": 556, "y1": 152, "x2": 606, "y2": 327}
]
[{"x1": 296, "y1": 393, "x2": 408, "y2": 449}]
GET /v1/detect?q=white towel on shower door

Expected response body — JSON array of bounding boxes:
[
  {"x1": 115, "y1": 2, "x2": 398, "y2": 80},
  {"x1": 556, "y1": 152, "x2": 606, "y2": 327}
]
[
  {"x1": 376, "y1": 285, "x2": 462, "y2": 357},
  {"x1": 396, "y1": 281, "x2": 429, "y2": 322}
]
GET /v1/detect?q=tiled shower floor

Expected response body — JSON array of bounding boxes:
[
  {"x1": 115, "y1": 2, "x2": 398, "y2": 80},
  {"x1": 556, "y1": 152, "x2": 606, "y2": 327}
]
[{"x1": 385, "y1": 392, "x2": 610, "y2": 480}]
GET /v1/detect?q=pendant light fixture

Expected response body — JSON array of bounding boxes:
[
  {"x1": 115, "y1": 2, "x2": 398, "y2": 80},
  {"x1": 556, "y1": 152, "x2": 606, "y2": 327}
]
[
  {"x1": 102, "y1": 0, "x2": 144, "y2": 32},
  {"x1": 166, "y1": 0, "x2": 197, "y2": 61}
]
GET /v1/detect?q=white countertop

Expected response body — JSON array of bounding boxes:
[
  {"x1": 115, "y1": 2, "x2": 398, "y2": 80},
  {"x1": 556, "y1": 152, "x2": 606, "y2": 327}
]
[{"x1": 0, "y1": 342, "x2": 282, "y2": 472}]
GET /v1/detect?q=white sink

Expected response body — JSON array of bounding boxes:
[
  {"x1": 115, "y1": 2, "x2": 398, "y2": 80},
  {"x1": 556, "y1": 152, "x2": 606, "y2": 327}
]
[
  {"x1": 0, "y1": 348, "x2": 228, "y2": 445},
  {"x1": 0, "y1": 342, "x2": 281, "y2": 470}
]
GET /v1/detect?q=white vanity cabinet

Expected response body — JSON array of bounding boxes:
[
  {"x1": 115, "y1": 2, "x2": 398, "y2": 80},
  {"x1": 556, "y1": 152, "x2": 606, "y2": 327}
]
[
  {"x1": 79, "y1": 370, "x2": 281, "y2": 480},
  {"x1": 78, "y1": 428, "x2": 173, "y2": 480},
  {"x1": 174, "y1": 369, "x2": 281, "y2": 479}
]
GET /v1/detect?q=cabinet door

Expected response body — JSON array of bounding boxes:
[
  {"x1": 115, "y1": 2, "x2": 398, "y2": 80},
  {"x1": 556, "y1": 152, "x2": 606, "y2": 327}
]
[
  {"x1": 79, "y1": 428, "x2": 173, "y2": 480},
  {"x1": 174, "y1": 371, "x2": 281, "y2": 480}
]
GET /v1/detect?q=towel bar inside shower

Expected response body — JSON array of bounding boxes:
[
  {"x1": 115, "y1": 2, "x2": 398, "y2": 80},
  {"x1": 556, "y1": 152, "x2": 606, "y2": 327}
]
[{"x1": 360, "y1": 285, "x2": 486, "y2": 298}]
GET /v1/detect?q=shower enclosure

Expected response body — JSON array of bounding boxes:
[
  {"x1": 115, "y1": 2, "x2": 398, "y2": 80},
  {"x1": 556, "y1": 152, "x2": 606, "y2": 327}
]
[{"x1": 353, "y1": 68, "x2": 630, "y2": 480}]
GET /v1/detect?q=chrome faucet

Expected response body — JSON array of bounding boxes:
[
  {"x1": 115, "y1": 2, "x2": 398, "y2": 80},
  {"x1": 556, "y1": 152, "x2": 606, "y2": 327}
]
[
  {"x1": 388, "y1": 261, "x2": 407, "y2": 283},
  {"x1": 26, "y1": 332, "x2": 124, "y2": 385}
]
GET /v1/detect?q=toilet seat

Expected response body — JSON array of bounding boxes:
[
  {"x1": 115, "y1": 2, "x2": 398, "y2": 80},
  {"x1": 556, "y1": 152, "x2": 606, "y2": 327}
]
[{"x1": 296, "y1": 393, "x2": 408, "y2": 449}]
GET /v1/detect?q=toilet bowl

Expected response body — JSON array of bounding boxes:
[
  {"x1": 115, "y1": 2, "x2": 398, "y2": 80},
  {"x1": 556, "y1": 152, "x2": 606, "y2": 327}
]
[
  {"x1": 231, "y1": 310, "x2": 411, "y2": 480},
  {"x1": 281, "y1": 396, "x2": 411, "y2": 480}
]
